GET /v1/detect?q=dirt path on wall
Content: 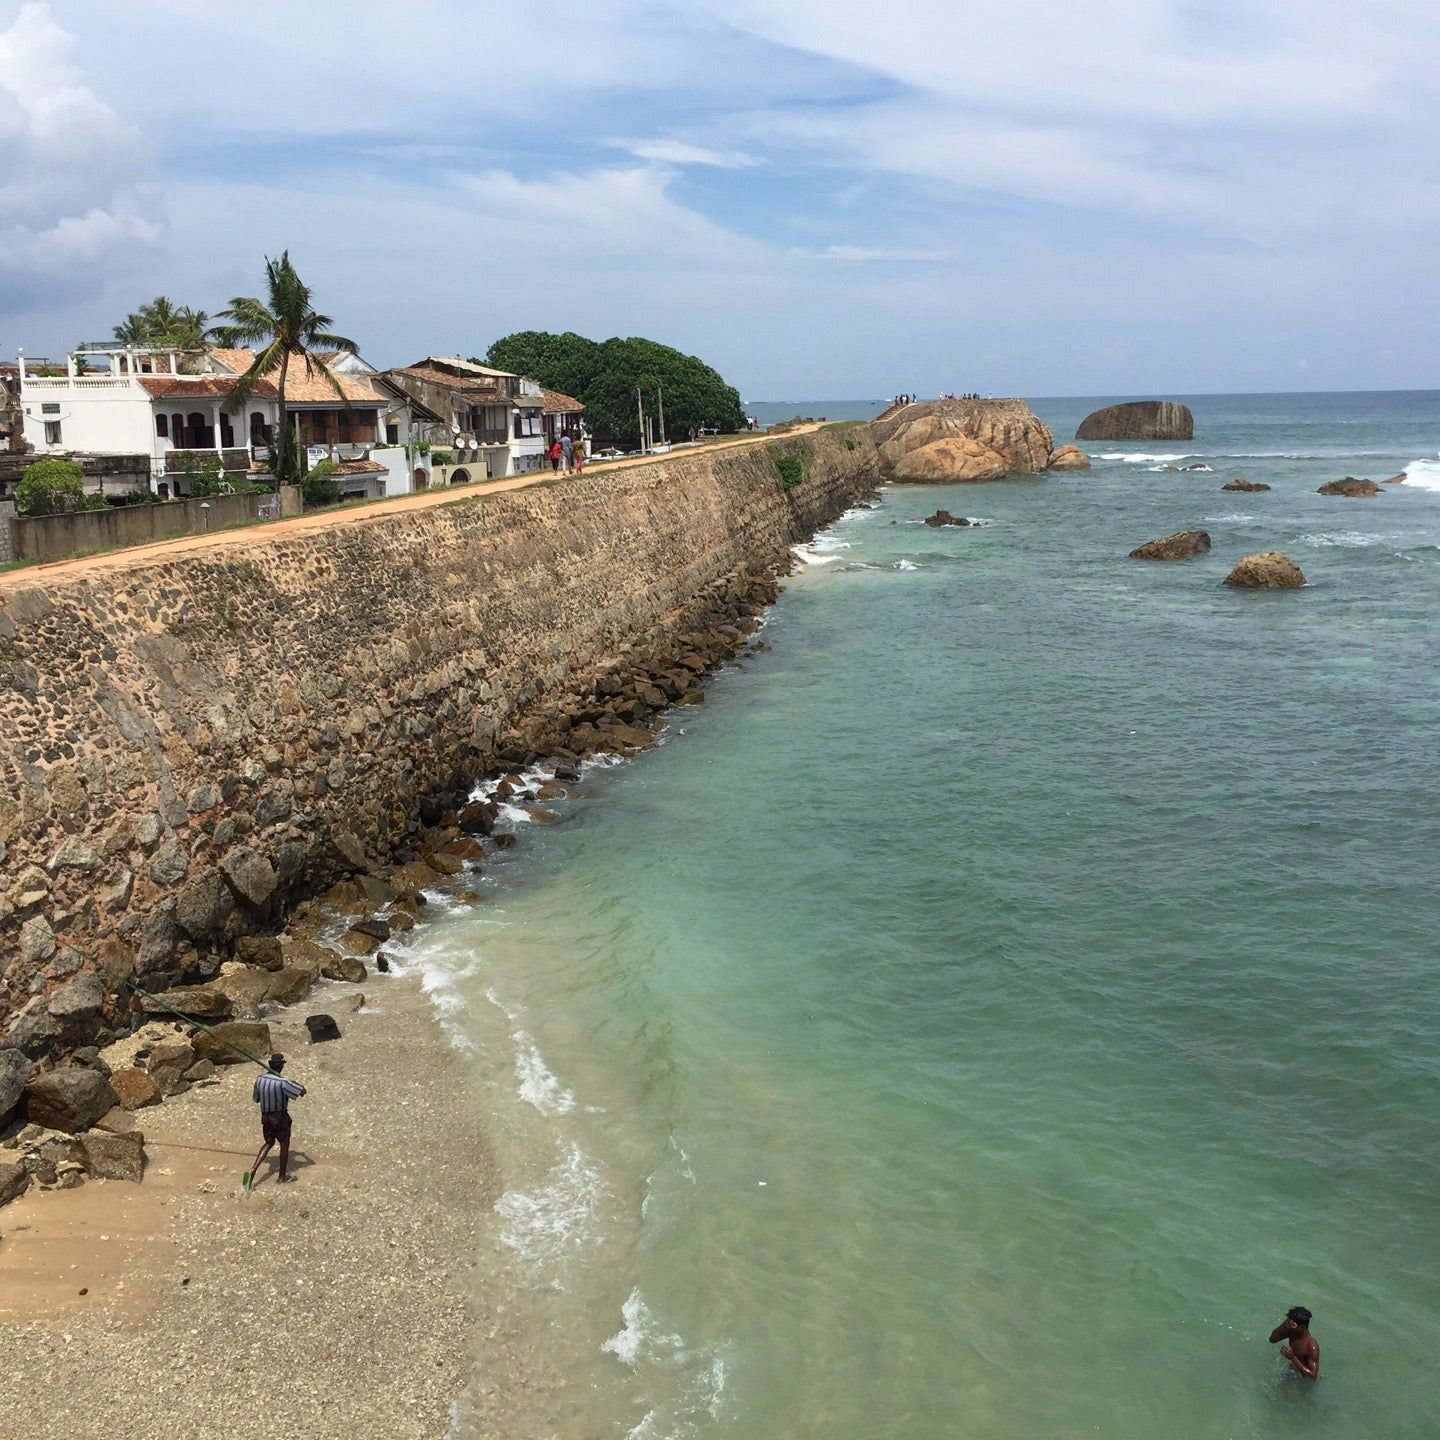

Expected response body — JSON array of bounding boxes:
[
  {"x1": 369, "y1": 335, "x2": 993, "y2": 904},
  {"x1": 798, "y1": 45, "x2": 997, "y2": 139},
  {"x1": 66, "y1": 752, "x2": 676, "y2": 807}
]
[{"x1": 0, "y1": 424, "x2": 825, "y2": 593}]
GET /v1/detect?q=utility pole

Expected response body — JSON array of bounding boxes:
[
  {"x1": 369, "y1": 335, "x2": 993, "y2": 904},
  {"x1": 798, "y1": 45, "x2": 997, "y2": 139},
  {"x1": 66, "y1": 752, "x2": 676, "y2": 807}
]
[
  {"x1": 657, "y1": 384, "x2": 666, "y2": 446},
  {"x1": 636, "y1": 387, "x2": 646, "y2": 453}
]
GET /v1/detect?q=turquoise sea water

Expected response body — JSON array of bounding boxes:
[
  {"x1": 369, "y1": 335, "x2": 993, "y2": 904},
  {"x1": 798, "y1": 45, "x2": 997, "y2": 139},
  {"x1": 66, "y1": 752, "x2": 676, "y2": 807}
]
[{"x1": 410, "y1": 392, "x2": 1440, "y2": 1438}]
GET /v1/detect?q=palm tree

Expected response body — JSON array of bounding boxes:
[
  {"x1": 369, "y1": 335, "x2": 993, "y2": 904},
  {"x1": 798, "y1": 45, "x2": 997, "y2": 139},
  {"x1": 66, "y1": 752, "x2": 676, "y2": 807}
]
[
  {"x1": 209, "y1": 252, "x2": 357, "y2": 487},
  {"x1": 112, "y1": 297, "x2": 210, "y2": 351}
]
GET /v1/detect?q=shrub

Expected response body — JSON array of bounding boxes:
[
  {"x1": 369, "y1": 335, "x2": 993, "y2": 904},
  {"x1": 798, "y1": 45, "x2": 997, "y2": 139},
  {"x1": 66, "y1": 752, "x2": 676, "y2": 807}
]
[
  {"x1": 303, "y1": 458, "x2": 340, "y2": 507},
  {"x1": 775, "y1": 444, "x2": 807, "y2": 491},
  {"x1": 16, "y1": 457, "x2": 87, "y2": 515},
  {"x1": 179, "y1": 452, "x2": 227, "y2": 497}
]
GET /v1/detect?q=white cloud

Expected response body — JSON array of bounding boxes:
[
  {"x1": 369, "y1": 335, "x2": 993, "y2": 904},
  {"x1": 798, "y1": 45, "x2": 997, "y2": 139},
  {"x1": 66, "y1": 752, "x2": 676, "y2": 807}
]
[
  {"x1": 0, "y1": 2, "x2": 161, "y2": 304},
  {"x1": 622, "y1": 139, "x2": 762, "y2": 169},
  {"x1": 813, "y1": 245, "x2": 951, "y2": 263}
]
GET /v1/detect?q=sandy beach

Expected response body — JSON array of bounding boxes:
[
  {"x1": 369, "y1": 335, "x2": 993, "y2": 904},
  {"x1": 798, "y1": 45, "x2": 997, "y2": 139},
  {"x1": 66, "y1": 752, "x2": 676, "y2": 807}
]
[{"x1": 0, "y1": 973, "x2": 499, "y2": 1439}]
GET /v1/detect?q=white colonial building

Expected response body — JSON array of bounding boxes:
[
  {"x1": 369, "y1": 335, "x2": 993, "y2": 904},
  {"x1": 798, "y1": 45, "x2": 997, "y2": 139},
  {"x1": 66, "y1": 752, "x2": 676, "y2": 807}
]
[{"x1": 17, "y1": 345, "x2": 431, "y2": 499}]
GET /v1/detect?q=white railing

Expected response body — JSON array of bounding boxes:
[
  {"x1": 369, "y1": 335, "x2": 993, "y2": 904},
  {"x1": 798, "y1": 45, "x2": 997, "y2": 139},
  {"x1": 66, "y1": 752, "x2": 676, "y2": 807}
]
[{"x1": 22, "y1": 376, "x2": 131, "y2": 390}]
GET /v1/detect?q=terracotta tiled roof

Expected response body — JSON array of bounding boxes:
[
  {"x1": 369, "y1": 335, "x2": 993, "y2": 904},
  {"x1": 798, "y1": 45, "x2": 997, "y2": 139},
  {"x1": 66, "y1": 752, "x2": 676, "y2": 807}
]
[
  {"x1": 137, "y1": 375, "x2": 277, "y2": 399},
  {"x1": 206, "y1": 348, "x2": 257, "y2": 375},
  {"x1": 538, "y1": 386, "x2": 584, "y2": 414},
  {"x1": 204, "y1": 347, "x2": 386, "y2": 405},
  {"x1": 333, "y1": 458, "x2": 387, "y2": 475}
]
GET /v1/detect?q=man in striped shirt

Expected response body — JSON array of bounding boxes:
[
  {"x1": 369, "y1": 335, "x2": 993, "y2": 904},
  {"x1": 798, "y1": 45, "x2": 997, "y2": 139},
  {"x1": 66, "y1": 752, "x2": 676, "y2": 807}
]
[{"x1": 251, "y1": 1053, "x2": 306, "y2": 1186}]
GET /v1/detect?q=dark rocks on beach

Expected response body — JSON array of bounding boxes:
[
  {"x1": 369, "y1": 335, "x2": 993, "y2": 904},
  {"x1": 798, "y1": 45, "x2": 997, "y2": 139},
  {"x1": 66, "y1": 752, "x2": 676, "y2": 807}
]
[
  {"x1": 190, "y1": 1020, "x2": 271, "y2": 1067},
  {"x1": 46, "y1": 973, "x2": 105, "y2": 1024},
  {"x1": 79, "y1": 1128, "x2": 146, "y2": 1183},
  {"x1": 1076, "y1": 400, "x2": 1194, "y2": 441},
  {"x1": 322, "y1": 953, "x2": 368, "y2": 984},
  {"x1": 1222, "y1": 476, "x2": 1270, "y2": 492},
  {"x1": 923, "y1": 509, "x2": 974, "y2": 527},
  {"x1": 1224, "y1": 552, "x2": 1306, "y2": 589},
  {"x1": 0, "y1": 1048, "x2": 33, "y2": 1126},
  {"x1": 457, "y1": 800, "x2": 498, "y2": 836},
  {"x1": 305, "y1": 1013, "x2": 342, "y2": 1044},
  {"x1": 219, "y1": 846, "x2": 279, "y2": 908},
  {"x1": 144, "y1": 1040, "x2": 196, "y2": 1095},
  {"x1": 1318, "y1": 476, "x2": 1380, "y2": 498},
  {"x1": 337, "y1": 927, "x2": 382, "y2": 957},
  {"x1": 142, "y1": 985, "x2": 232, "y2": 1021},
  {"x1": 22, "y1": 1067, "x2": 121, "y2": 1133},
  {"x1": 0, "y1": 1160, "x2": 32, "y2": 1207},
  {"x1": 109, "y1": 1067, "x2": 161, "y2": 1111},
  {"x1": 1383, "y1": 472, "x2": 1407, "y2": 484},
  {"x1": 234, "y1": 935, "x2": 285, "y2": 971},
  {"x1": 265, "y1": 966, "x2": 313, "y2": 1006},
  {"x1": 1129, "y1": 530, "x2": 1212, "y2": 561},
  {"x1": 375, "y1": 953, "x2": 392, "y2": 974}
]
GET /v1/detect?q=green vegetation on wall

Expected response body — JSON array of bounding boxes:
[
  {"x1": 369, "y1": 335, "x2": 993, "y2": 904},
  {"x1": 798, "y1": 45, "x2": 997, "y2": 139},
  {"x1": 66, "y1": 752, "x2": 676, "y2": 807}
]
[
  {"x1": 774, "y1": 442, "x2": 809, "y2": 491},
  {"x1": 482, "y1": 331, "x2": 746, "y2": 446}
]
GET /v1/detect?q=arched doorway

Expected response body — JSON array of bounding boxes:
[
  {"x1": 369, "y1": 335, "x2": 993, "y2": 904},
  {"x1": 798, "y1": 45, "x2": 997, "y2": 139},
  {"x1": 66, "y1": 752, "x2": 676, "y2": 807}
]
[
  {"x1": 413, "y1": 468, "x2": 429, "y2": 490},
  {"x1": 450, "y1": 468, "x2": 471, "y2": 485}
]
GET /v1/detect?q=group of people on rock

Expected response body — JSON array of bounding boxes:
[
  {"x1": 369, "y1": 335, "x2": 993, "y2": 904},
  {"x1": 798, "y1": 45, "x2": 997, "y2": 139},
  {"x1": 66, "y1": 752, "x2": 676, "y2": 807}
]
[
  {"x1": 941, "y1": 391, "x2": 983, "y2": 400},
  {"x1": 547, "y1": 433, "x2": 584, "y2": 473},
  {"x1": 892, "y1": 393, "x2": 918, "y2": 406}
]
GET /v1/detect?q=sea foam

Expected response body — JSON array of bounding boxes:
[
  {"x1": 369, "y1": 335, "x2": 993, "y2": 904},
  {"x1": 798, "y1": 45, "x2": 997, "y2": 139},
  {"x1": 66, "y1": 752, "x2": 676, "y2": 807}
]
[{"x1": 1400, "y1": 456, "x2": 1440, "y2": 492}]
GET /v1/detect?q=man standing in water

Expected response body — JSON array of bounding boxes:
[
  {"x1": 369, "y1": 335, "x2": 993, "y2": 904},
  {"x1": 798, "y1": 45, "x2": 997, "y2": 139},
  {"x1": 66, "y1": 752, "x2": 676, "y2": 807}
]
[
  {"x1": 250, "y1": 1053, "x2": 306, "y2": 1187},
  {"x1": 1269, "y1": 1306, "x2": 1320, "y2": 1380}
]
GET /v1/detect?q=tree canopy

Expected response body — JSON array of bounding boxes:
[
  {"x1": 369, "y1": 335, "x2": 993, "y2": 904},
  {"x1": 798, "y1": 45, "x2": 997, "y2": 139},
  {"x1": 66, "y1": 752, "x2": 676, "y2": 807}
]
[
  {"x1": 482, "y1": 331, "x2": 745, "y2": 445},
  {"x1": 17, "y1": 457, "x2": 87, "y2": 515}
]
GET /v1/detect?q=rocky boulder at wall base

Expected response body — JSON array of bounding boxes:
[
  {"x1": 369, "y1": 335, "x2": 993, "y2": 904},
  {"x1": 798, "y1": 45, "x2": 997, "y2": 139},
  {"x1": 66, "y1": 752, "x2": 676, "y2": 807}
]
[
  {"x1": 1075, "y1": 400, "x2": 1194, "y2": 441},
  {"x1": 871, "y1": 398, "x2": 1056, "y2": 483},
  {"x1": 1224, "y1": 552, "x2": 1307, "y2": 589},
  {"x1": 1129, "y1": 530, "x2": 1212, "y2": 560}
]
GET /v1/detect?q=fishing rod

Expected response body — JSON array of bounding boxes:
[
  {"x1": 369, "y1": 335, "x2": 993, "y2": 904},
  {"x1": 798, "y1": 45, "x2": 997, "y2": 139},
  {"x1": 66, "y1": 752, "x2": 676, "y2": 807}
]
[
  {"x1": 98, "y1": 964, "x2": 278, "y2": 1069},
  {"x1": 99, "y1": 964, "x2": 304, "y2": 1194}
]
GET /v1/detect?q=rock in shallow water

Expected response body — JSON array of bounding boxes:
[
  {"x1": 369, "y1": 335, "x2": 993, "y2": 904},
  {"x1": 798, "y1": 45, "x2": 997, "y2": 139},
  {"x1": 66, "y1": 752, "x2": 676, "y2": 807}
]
[
  {"x1": 1318, "y1": 476, "x2": 1380, "y2": 497},
  {"x1": 1129, "y1": 530, "x2": 1212, "y2": 561},
  {"x1": 1224, "y1": 552, "x2": 1306, "y2": 589},
  {"x1": 922, "y1": 509, "x2": 974, "y2": 527},
  {"x1": 1222, "y1": 476, "x2": 1270, "y2": 492}
]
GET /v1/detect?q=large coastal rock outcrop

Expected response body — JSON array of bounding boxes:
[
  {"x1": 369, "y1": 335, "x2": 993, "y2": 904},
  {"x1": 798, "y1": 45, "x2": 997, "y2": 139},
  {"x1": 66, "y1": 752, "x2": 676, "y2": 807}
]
[
  {"x1": 1224, "y1": 552, "x2": 1306, "y2": 589},
  {"x1": 871, "y1": 398, "x2": 1057, "y2": 483},
  {"x1": 1222, "y1": 476, "x2": 1270, "y2": 492},
  {"x1": 1076, "y1": 400, "x2": 1194, "y2": 441},
  {"x1": 1318, "y1": 477, "x2": 1380, "y2": 498},
  {"x1": 1129, "y1": 530, "x2": 1211, "y2": 560}
]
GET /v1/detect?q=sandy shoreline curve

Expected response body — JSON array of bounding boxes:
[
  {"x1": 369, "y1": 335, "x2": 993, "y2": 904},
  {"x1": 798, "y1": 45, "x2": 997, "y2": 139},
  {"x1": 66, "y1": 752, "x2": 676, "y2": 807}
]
[{"x1": 0, "y1": 974, "x2": 503, "y2": 1439}]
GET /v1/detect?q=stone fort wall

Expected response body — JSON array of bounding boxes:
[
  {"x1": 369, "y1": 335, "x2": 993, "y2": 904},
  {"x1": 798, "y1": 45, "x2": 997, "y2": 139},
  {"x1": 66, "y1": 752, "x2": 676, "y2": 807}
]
[{"x1": 0, "y1": 429, "x2": 878, "y2": 1054}]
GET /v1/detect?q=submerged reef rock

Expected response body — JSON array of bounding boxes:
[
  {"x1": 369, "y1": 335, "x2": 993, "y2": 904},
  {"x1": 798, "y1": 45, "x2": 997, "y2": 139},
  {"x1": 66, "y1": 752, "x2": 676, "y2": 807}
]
[
  {"x1": 872, "y1": 398, "x2": 1056, "y2": 483},
  {"x1": 1222, "y1": 476, "x2": 1270, "y2": 492},
  {"x1": 1318, "y1": 476, "x2": 1380, "y2": 498},
  {"x1": 923, "y1": 509, "x2": 974, "y2": 527},
  {"x1": 1224, "y1": 552, "x2": 1306, "y2": 589},
  {"x1": 1076, "y1": 400, "x2": 1194, "y2": 442},
  {"x1": 1129, "y1": 530, "x2": 1212, "y2": 560}
]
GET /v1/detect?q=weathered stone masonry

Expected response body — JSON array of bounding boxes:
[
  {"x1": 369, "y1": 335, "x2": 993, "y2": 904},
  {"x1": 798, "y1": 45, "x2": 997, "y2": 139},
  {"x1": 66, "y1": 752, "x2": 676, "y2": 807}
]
[{"x1": 0, "y1": 429, "x2": 879, "y2": 1053}]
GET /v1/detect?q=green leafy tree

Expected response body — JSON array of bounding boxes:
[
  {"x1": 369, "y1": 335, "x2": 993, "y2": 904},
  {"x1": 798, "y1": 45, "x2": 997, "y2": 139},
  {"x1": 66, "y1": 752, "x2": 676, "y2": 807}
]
[
  {"x1": 302, "y1": 458, "x2": 340, "y2": 508},
  {"x1": 210, "y1": 252, "x2": 357, "y2": 487},
  {"x1": 113, "y1": 297, "x2": 211, "y2": 350},
  {"x1": 482, "y1": 332, "x2": 745, "y2": 446},
  {"x1": 16, "y1": 457, "x2": 87, "y2": 515}
]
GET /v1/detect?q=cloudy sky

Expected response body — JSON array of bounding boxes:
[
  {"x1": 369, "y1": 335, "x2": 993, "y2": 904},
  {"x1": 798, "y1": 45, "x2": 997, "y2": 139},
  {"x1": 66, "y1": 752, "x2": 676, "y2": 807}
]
[{"x1": 2, "y1": 0, "x2": 1435, "y2": 397}]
